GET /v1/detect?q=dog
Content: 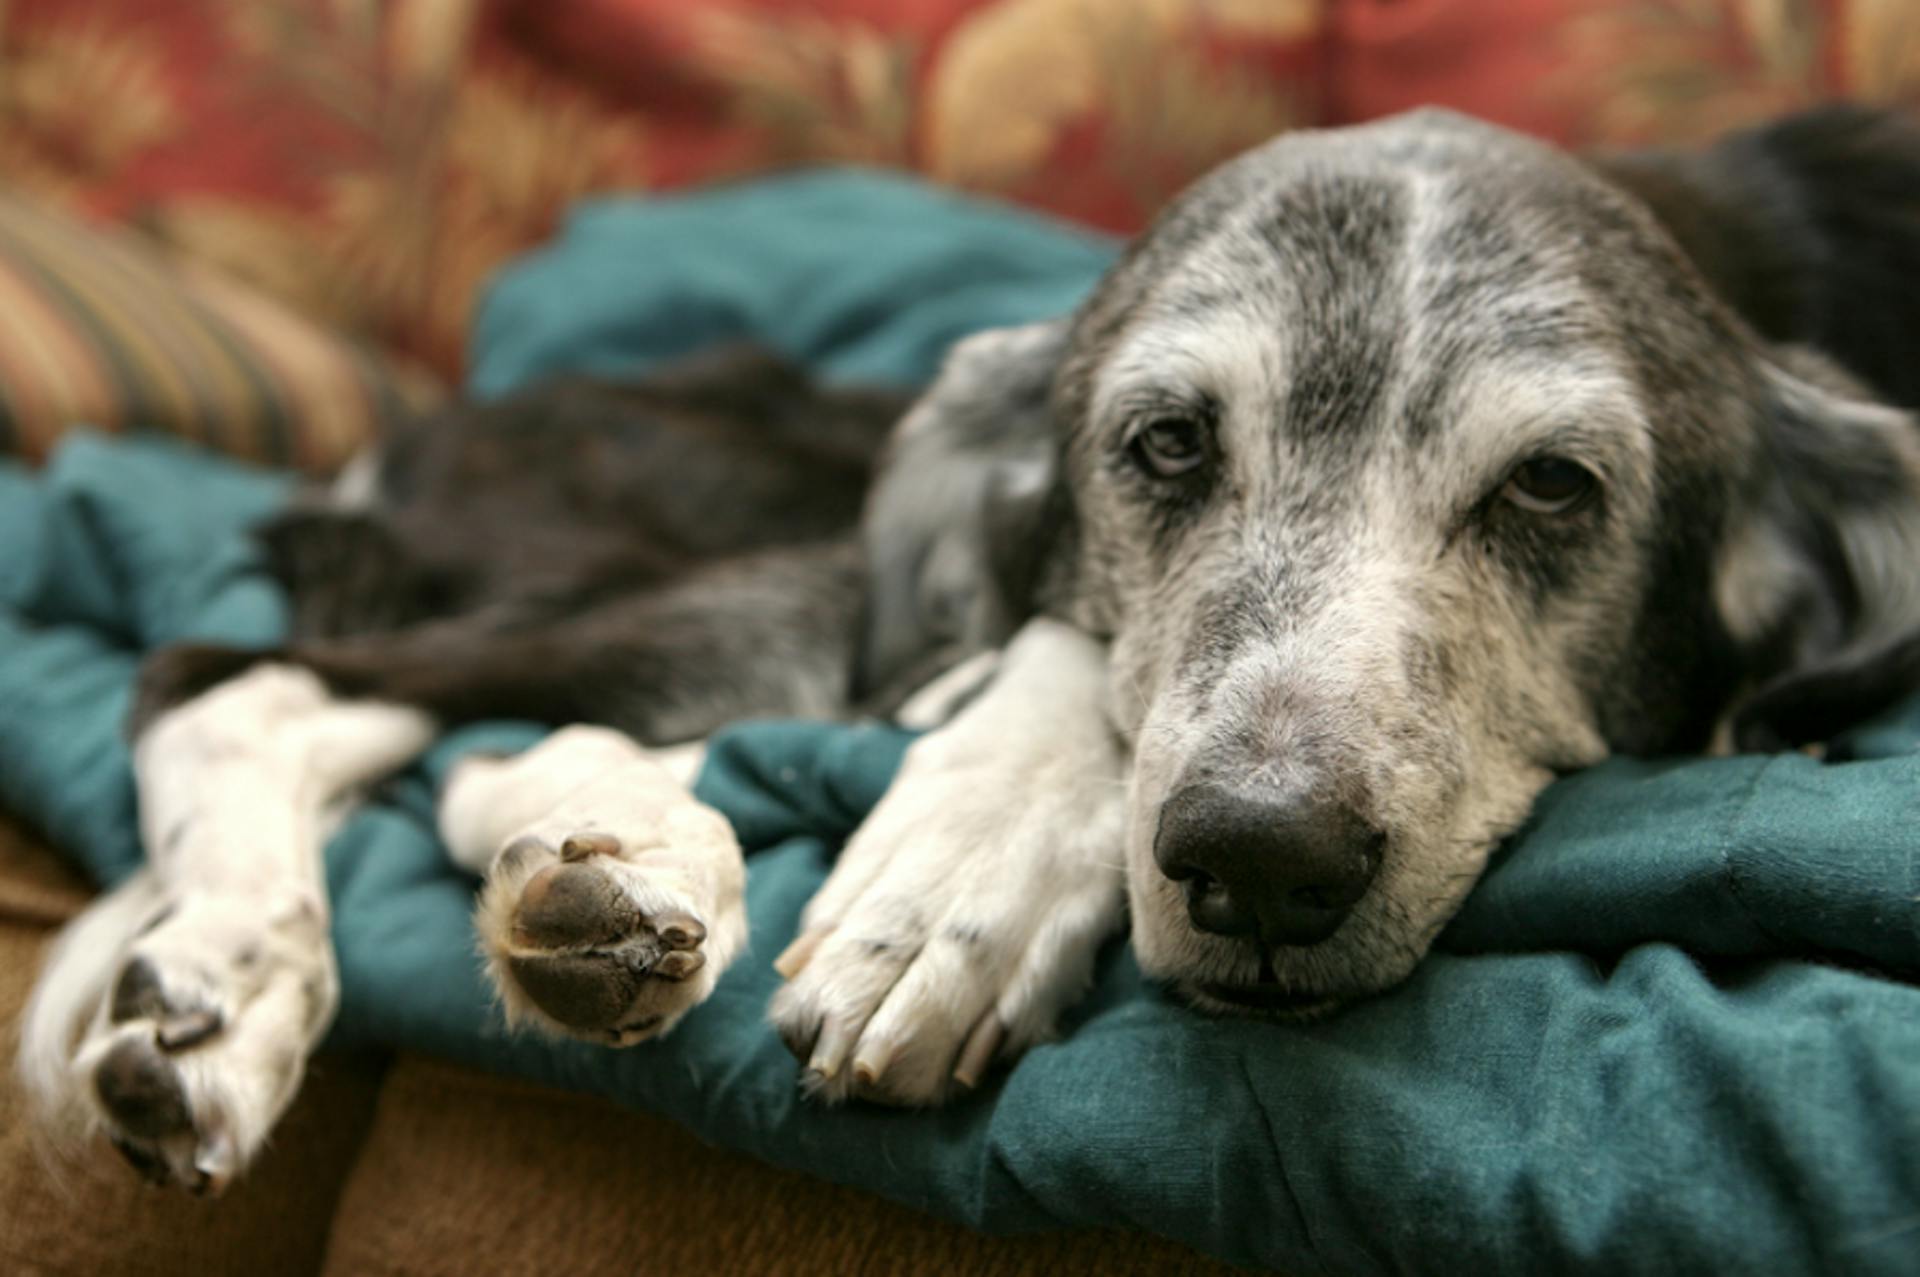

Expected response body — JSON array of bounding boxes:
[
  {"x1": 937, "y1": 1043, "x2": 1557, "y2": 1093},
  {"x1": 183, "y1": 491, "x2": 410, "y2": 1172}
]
[
  {"x1": 15, "y1": 350, "x2": 922, "y2": 1191},
  {"x1": 782, "y1": 103, "x2": 1920, "y2": 1089},
  {"x1": 19, "y1": 105, "x2": 1920, "y2": 1191}
]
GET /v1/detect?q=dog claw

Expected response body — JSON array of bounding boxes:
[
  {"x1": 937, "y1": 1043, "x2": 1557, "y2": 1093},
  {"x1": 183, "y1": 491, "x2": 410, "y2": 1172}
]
[
  {"x1": 191, "y1": 1137, "x2": 238, "y2": 1197},
  {"x1": 653, "y1": 949, "x2": 705, "y2": 981},
  {"x1": 953, "y1": 1010, "x2": 1005, "y2": 1090},
  {"x1": 561, "y1": 831, "x2": 621, "y2": 862},
  {"x1": 657, "y1": 914, "x2": 705, "y2": 950},
  {"x1": 805, "y1": 1016, "x2": 860, "y2": 1083},
  {"x1": 773, "y1": 927, "x2": 830, "y2": 979},
  {"x1": 157, "y1": 1008, "x2": 223, "y2": 1051},
  {"x1": 852, "y1": 1037, "x2": 898, "y2": 1089}
]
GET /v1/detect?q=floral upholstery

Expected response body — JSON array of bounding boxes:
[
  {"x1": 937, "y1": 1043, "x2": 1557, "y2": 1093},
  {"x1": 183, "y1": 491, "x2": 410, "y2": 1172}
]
[
  {"x1": 0, "y1": 191, "x2": 438, "y2": 467},
  {"x1": 0, "y1": 0, "x2": 1914, "y2": 388}
]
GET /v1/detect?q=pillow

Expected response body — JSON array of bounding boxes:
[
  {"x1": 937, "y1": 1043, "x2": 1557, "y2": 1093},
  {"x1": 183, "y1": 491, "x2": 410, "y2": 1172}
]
[{"x1": 0, "y1": 193, "x2": 440, "y2": 471}]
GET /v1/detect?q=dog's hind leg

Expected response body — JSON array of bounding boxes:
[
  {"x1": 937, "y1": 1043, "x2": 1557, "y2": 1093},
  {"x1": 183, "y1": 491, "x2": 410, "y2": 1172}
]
[
  {"x1": 16, "y1": 662, "x2": 433, "y2": 1193},
  {"x1": 437, "y1": 725, "x2": 744, "y2": 1045},
  {"x1": 281, "y1": 540, "x2": 868, "y2": 746}
]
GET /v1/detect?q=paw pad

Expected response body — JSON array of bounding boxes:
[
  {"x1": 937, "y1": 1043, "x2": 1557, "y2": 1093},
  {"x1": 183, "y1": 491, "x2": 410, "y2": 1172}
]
[
  {"x1": 94, "y1": 1038, "x2": 194, "y2": 1142},
  {"x1": 511, "y1": 863, "x2": 641, "y2": 949},
  {"x1": 487, "y1": 841, "x2": 723, "y2": 1040}
]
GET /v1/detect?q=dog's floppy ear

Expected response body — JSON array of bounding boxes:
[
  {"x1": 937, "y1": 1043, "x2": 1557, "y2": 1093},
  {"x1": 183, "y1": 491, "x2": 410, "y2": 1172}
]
[
  {"x1": 853, "y1": 318, "x2": 1072, "y2": 706},
  {"x1": 1724, "y1": 357, "x2": 1920, "y2": 751}
]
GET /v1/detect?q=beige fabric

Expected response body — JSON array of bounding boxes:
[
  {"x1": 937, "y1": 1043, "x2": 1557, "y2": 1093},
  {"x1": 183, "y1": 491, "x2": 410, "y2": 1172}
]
[{"x1": 323, "y1": 1056, "x2": 1248, "y2": 1277}]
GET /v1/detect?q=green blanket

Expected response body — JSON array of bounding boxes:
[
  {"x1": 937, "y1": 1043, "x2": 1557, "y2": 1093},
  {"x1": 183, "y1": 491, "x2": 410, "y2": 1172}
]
[{"x1": 2, "y1": 173, "x2": 1916, "y2": 1275}]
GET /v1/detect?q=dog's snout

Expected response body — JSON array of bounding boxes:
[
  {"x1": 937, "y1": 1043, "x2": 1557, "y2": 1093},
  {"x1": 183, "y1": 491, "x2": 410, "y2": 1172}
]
[{"x1": 1153, "y1": 784, "x2": 1382, "y2": 948}]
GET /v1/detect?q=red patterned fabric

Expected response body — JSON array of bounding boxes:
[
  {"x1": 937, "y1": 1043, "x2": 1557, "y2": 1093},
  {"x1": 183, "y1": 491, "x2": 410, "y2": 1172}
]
[
  {"x1": 0, "y1": 0, "x2": 1914, "y2": 386},
  {"x1": 1332, "y1": 0, "x2": 1881, "y2": 146},
  {"x1": 515, "y1": 0, "x2": 1329, "y2": 232}
]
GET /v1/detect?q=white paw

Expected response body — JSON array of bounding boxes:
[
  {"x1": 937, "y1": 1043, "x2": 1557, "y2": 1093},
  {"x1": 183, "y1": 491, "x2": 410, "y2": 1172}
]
[
  {"x1": 26, "y1": 658, "x2": 431, "y2": 1192},
  {"x1": 468, "y1": 737, "x2": 747, "y2": 1045},
  {"x1": 767, "y1": 730, "x2": 1126, "y2": 1106},
  {"x1": 71, "y1": 890, "x2": 336, "y2": 1193}
]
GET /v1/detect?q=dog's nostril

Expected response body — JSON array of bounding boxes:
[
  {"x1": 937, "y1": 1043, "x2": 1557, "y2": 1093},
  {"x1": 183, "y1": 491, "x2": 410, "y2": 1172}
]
[
  {"x1": 1288, "y1": 834, "x2": 1380, "y2": 913},
  {"x1": 1179, "y1": 871, "x2": 1259, "y2": 938},
  {"x1": 1289, "y1": 885, "x2": 1341, "y2": 911}
]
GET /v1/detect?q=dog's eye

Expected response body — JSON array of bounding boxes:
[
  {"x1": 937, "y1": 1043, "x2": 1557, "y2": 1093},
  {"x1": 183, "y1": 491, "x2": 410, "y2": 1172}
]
[
  {"x1": 1131, "y1": 418, "x2": 1207, "y2": 478},
  {"x1": 1502, "y1": 456, "x2": 1596, "y2": 514}
]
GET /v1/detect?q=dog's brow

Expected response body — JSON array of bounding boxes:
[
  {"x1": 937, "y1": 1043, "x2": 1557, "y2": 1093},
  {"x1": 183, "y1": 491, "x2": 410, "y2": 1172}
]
[
  {"x1": 1477, "y1": 420, "x2": 1625, "y2": 485},
  {"x1": 1439, "y1": 362, "x2": 1647, "y2": 488},
  {"x1": 1397, "y1": 320, "x2": 1601, "y2": 450},
  {"x1": 1092, "y1": 314, "x2": 1286, "y2": 432}
]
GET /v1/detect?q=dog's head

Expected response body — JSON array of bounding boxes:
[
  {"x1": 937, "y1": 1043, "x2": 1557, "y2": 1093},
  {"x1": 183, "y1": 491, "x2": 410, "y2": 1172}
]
[{"x1": 864, "y1": 109, "x2": 1920, "y2": 1014}]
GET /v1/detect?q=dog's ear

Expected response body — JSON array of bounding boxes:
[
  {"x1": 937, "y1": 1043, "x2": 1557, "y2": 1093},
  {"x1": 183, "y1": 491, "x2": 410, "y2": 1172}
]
[
  {"x1": 1724, "y1": 357, "x2": 1920, "y2": 751},
  {"x1": 853, "y1": 318, "x2": 1072, "y2": 705},
  {"x1": 1596, "y1": 106, "x2": 1920, "y2": 414}
]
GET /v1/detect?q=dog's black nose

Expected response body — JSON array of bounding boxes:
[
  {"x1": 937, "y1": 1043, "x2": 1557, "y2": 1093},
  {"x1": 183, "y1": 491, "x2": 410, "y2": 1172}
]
[{"x1": 1153, "y1": 783, "x2": 1382, "y2": 947}]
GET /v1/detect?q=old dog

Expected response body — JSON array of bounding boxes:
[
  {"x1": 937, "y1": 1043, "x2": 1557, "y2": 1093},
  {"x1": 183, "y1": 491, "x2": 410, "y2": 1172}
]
[{"x1": 20, "y1": 106, "x2": 1920, "y2": 1189}]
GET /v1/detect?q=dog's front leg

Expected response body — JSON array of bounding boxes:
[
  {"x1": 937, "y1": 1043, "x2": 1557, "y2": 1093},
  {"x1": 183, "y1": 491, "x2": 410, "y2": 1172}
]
[
  {"x1": 16, "y1": 660, "x2": 432, "y2": 1193},
  {"x1": 769, "y1": 618, "x2": 1127, "y2": 1105}
]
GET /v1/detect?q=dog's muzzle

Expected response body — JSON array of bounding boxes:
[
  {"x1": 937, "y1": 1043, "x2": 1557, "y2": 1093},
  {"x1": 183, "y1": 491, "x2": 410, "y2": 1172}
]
[{"x1": 1153, "y1": 783, "x2": 1382, "y2": 948}]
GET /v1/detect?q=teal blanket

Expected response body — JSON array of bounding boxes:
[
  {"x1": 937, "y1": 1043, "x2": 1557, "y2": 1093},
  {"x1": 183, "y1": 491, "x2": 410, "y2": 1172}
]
[{"x1": 2, "y1": 173, "x2": 1917, "y2": 1275}]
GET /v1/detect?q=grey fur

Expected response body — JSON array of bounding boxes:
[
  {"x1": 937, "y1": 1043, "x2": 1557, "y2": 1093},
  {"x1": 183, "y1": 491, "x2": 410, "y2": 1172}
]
[
  {"x1": 863, "y1": 108, "x2": 1920, "y2": 1012},
  {"x1": 855, "y1": 320, "x2": 1071, "y2": 700}
]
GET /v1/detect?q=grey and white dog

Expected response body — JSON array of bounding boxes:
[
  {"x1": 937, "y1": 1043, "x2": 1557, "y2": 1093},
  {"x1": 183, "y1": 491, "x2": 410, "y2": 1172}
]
[
  {"x1": 20, "y1": 106, "x2": 1920, "y2": 1190},
  {"x1": 780, "y1": 103, "x2": 1920, "y2": 1087}
]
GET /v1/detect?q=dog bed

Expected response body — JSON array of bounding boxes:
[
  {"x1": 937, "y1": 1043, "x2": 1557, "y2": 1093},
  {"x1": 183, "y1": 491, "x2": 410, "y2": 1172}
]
[{"x1": 1, "y1": 173, "x2": 1915, "y2": 1276}]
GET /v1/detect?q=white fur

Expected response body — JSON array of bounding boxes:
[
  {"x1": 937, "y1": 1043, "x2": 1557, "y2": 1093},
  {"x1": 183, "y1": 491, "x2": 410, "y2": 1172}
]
[
  {"x1": 768, "y1": 618, "x2": 1126, "y2": 1104},
  {"x1": 892, "y1": 648, "x2": 1001, "y2": 729},
  {"x1": 17, "y1": 665, "x2": 432, "y2": 1192},
  {"x1": 17, "y1": 677, "x2": 738, "y2": 1191},
  {"x1": 439, "y1": 726, "x2": 655, "y2": 874},
  {"x1": 15, "y1": 866, "x2": 168, "y2": 1145}
]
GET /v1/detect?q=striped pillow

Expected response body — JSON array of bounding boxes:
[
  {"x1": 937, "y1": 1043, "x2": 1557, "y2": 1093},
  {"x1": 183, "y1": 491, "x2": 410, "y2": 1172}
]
[{"x1": 0, "y1": 194, "x2": 441, "y2": 471}]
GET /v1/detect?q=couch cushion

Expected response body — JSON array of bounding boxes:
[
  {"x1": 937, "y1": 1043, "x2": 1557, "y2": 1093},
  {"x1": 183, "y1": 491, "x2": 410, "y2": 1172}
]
[
  {"x1": 321, "y1": 1056, "x2": 1243, "y2": 1277},
  {"x1": 0, "y1": 192, "x2": 439, "y2": 469}
]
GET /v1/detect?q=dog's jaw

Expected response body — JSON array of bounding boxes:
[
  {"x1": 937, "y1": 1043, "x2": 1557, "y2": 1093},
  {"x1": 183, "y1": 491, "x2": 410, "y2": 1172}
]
[{"x1": 1123, "y1": 615, "x2": 1598, "y2": 1006}]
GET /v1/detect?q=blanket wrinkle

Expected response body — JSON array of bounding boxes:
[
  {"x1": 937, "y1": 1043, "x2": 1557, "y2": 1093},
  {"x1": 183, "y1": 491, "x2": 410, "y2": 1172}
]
[{"x1": 1715, "y1": 756, "x2": 1798, "y2": 956}]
